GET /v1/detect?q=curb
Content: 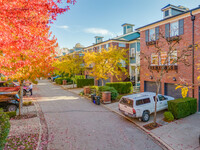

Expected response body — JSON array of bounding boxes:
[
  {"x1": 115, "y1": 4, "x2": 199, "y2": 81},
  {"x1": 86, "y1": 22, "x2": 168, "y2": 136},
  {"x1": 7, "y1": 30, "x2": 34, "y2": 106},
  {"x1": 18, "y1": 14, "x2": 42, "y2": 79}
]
[
  {"x1": 49, "y1": 81, "x2": 173, "y2": 150},
  {"x1": 101, "y1": 104, "x2": 174, "y2": 150}
]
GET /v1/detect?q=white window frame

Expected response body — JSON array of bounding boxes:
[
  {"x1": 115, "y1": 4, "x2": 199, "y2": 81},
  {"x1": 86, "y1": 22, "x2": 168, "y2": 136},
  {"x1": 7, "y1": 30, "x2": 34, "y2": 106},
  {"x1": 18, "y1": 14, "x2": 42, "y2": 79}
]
[
  {"x1": 130, "y1": 48, "x2": 135, "y2": 57},
  {"x1": 169, "y1": 51, "x2": 177, "y2": 65},
  {"x1": 170, "y1": 21, "x2": 179, "y2": 37},
  {"x1": 149, "y1": 28, "x2": 155, "y2": 41},
  {"x1": 151, "y1": 54, "x2": 158, "y2": 66},
  {"x1": 119, "y1": 43, "x2": 126, "y2": 47},
  {"x1": 159, "y1": 52, "x2": 168, "y2": 66}
]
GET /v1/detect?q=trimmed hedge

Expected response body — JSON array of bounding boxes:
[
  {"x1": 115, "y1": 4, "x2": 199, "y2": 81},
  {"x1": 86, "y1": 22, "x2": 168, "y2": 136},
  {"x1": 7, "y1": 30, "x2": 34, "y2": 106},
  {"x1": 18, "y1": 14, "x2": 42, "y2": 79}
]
[
  {"x1": 168, "y1": 97, "x2": 197, "y2": 119},
  {"x1": 55, "y1": 77, "x2": 73, "y2": 85},
  {"x1": 77, "y1": 79, "x2": 94, "y2": 88},
  {"x1": 74, "y1": 75, "x2": 85, "y2": 83},
  {"x1": 98, "y1": 86, "x2": 118, "y2": 100},
  {"x1": 106, "y1": 82, "x2": 133, "y2": 94},
  {"x1": 164, "y1": 111, "x2": 174, "y2": 122},
  {"x1": 0, "y1": 109, "x2": 10, "y2": 149}
]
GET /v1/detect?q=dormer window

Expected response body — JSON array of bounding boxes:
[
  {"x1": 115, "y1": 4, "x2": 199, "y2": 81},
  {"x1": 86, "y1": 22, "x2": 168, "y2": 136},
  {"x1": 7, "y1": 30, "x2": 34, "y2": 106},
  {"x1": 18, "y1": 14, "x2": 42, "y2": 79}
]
[{"x1": 165, "y1": 10, "x2": 169, "y2": 17}]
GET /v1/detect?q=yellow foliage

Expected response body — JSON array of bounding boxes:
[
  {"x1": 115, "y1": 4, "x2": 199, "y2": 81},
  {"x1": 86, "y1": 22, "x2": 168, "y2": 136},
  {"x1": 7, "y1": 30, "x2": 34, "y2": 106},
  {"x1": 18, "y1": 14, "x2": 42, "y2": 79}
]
[
  {"x1": 83, "y1": 45, "x2": 129, "y2": 83},
  {"x1": 175, "y1": 85, "x2": 189, "y2": 98}
]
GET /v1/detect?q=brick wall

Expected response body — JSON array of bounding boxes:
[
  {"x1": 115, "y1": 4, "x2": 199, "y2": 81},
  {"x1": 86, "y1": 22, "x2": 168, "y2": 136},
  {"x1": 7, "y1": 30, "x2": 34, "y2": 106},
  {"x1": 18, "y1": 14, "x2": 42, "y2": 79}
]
[{"x1": 140, "y1": 12, "x2": 200, "y2": 109}]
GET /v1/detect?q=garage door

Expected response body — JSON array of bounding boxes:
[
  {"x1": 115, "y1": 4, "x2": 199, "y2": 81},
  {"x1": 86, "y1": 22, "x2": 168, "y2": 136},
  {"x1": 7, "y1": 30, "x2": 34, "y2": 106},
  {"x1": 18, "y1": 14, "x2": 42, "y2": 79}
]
[
  {"x1": 164, "y1": 83, "x2": 183, "y2": 99},
  {"x1": 144, "y1": 81, "x2": 161, "y2": 94}
]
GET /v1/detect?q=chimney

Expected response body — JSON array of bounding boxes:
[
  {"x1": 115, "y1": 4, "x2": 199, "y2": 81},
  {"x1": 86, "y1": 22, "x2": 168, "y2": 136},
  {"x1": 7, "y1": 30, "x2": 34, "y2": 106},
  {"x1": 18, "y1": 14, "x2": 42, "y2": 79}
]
[
  {"x1": 122, "y1": 23, "x2": 134, "y2": 35},
  {"x1": 95, "y1": 36, "x2": 104, "y2": 44}
]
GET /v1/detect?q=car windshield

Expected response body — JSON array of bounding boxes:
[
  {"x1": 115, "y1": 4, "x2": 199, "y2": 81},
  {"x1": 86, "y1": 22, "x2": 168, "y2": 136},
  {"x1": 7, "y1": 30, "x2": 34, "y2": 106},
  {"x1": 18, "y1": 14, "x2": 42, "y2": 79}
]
[{"x1": 120, "y1": 98, "x2": 133, "y2": 108}]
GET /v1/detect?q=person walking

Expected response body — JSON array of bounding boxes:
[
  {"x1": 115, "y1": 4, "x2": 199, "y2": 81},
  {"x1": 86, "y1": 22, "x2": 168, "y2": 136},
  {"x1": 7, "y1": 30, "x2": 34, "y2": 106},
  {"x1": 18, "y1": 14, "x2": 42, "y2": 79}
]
[{"x1": 29, "y1": 83, "x2": 33, "y2": 96}]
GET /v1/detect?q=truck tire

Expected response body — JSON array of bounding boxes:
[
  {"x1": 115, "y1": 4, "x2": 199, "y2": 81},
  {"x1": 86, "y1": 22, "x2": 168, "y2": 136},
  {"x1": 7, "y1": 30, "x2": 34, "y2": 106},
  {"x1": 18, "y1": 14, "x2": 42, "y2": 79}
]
[{"x1": 142, "y1": 111, "x2": 150, "y2": 122}]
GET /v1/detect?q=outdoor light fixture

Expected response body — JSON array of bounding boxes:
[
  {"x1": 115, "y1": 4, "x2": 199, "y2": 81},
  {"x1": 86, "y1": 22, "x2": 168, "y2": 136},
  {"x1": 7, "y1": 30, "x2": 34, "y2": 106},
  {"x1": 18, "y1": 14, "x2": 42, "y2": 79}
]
[
  {"x1": 173, "y1": 77, "x2": 176, "y2": 81},
  {"x1": 150, "y1": 76, "x2": 153, "y2": 79}
]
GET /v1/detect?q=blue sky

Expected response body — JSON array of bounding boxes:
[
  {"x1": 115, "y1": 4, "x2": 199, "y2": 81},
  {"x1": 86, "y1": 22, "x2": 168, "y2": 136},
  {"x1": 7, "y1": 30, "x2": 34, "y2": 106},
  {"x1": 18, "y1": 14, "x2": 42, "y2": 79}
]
[{"x1": 50, "y1": 0, "x2": 200, "y2": 49}]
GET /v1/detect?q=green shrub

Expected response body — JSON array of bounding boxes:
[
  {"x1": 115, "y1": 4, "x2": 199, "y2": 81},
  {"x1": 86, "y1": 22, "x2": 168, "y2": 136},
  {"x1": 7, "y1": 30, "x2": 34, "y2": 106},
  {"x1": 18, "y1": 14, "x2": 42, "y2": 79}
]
[
  {"x1": 23, "y1": 101, "x2": 32, "y2": 106},
  {"x1": 106, "y1": 82, "x2": 133, "y2": 94},
  {"x1": 116, "y1": 95, "x2": 124, "y2": 100},
  {"x1": 168, "y1": 97, "x2": 197, "y2": 119},
  {"x1": 0, "y1": 109, "x2": 10, "y2": 149},
  {"x1": 55, "y1": 77, "x2": 73, "y2": 85},
  {"x1": 5, "y1": 111, "x2": 16, "y2": 118},
  {"x1": 77, "y1": 79, "x2": 94, "y2": 88},
  {"x1": 90, "y1": 86, "x2": 99, "y2": 94},
  {"x1": 74, "y1": 75, "x2": 85, "y2": 83},
  {"x1": 98, "y1": 86, "x2": 118, "y2": 100},
  {"x1": 164, "y1": 111, "x2": 174, "y2": 121}
]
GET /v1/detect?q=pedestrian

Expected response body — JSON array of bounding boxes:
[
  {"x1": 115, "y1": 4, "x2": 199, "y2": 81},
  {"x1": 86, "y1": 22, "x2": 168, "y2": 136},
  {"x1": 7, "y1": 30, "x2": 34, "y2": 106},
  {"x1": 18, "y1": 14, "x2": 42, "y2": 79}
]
[{"x1": 29, "y1": 83, "x2": 33, "y2": 96}]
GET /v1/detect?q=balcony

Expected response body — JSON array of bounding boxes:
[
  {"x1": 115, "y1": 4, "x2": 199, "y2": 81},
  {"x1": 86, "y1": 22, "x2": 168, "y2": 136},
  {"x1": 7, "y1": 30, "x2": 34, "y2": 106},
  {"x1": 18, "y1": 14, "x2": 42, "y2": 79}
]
[
  {"x1": 146, "y1": 40, "x2": 157, "y2": 46},
  {"x1": 149, "y1": 65, "x2": 178, "y2": 72}
]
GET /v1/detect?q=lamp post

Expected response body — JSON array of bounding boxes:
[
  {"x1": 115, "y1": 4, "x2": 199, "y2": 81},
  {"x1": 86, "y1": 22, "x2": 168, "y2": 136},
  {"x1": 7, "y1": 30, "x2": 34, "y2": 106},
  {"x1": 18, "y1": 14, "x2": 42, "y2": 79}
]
[{"x1": 190, "y1": 11, "x2": 195, "y2": 98}]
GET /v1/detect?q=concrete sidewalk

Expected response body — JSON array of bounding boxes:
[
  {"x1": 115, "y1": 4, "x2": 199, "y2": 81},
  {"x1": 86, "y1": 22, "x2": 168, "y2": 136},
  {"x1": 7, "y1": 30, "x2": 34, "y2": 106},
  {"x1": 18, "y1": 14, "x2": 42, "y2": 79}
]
[{"x1": 104, "y1": 102, "x2": 200, "y2": 150}]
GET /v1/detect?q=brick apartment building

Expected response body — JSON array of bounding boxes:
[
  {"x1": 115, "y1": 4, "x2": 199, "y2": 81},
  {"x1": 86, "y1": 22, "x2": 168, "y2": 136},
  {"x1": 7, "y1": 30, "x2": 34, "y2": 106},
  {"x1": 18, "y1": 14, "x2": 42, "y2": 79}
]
[
  {"x1": 84, "y1": 24, "x2": 140, "y2": 86},
  {"x1": 137, "y1": 4, "x2": 200, "y2": 111}
]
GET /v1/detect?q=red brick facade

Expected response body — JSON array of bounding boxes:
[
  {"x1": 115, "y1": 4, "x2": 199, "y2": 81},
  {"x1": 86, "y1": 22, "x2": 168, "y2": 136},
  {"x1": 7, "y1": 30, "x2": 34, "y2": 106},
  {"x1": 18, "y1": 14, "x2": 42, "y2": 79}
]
[{"x1": 139, "y1": 10, "x2": 200, "y2": 110}]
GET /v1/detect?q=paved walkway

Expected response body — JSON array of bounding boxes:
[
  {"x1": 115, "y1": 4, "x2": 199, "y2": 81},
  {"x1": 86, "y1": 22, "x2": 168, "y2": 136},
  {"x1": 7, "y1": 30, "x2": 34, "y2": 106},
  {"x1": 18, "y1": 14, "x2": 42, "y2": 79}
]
[
  {"x1": 104, "y1": 101, "x2": 200, "y2": 150},
  {"x1": 36, "y1": 80, "x2": 163, "y2": 150}
]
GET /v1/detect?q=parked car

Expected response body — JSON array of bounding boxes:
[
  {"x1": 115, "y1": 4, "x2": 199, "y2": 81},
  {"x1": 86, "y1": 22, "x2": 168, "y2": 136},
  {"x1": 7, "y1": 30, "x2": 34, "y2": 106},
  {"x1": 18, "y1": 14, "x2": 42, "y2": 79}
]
[
  {"x1": 51, "y1": 75, "x2": 61, "y2": 82},
  {"x1": 118, "y1": 92, "x2": 174, "y2": 122},
  {"x1": 0, "y1": 81, "x2": 30, "y2": 96},
  {"x1": 0, "y1": 93, "x2": 19, "y2": 112}
]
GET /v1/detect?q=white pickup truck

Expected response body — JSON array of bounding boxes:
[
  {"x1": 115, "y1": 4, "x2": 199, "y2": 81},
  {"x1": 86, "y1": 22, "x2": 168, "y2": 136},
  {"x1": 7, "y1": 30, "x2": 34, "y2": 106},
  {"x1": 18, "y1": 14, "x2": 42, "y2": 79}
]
[{"x1": 118, "y1": 92, "x2": 174, "y2": 122}]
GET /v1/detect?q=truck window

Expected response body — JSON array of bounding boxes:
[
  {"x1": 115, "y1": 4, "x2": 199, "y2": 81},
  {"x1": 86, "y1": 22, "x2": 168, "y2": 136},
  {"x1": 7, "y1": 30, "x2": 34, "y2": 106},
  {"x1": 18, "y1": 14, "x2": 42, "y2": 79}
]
[
  {"x1": 120, "y1": 98, "x2": 133, "y2": 107},
  {"x1": 136, "y1": 98, "x2": 150, "y2": 106}
]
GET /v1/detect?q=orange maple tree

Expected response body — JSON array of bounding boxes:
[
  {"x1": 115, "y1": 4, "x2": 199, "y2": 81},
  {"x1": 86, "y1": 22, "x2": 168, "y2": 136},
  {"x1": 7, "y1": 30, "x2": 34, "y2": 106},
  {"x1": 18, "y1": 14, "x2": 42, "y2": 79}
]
[{"x1": 0, "y1": 0, "x2": 76, "y2": 115}]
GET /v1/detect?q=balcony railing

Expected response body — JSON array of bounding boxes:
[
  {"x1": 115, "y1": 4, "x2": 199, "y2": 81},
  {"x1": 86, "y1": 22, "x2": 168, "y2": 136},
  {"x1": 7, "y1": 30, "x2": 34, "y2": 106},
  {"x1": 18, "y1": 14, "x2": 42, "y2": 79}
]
[{"x1": 149, "y1": 65, "x2": 178, "y2": 72}]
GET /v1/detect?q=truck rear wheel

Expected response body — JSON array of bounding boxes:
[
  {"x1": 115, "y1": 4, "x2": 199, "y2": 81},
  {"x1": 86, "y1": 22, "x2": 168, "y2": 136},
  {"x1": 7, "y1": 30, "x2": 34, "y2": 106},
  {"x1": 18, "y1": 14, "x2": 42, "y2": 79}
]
[{"x1": 142, "y1": 111, "x2": 150, "y2": 122}]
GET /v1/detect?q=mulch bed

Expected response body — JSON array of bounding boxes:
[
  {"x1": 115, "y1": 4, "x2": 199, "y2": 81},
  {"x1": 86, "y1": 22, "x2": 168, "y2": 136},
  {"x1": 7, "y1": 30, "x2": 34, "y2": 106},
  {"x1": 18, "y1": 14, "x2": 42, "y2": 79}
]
[
  {"x1": 143, "y1": 122, "x2": 162, "y2": 130},
  {"x1": 11, "y1": 114, "x2": 37, "y2": 120}
]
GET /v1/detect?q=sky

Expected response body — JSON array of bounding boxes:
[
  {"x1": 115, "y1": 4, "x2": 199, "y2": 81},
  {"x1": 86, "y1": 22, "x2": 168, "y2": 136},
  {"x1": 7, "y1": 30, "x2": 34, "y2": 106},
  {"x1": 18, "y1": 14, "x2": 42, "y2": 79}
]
[{"x1": 50, "y1": 0, "x2": 200, "y2": 49}]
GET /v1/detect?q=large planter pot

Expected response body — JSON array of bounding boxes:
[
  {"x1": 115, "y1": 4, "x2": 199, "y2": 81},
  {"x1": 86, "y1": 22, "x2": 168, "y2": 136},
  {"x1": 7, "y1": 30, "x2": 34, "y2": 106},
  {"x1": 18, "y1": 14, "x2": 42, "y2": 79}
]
[
  {"x1": 63, "y1": 80, "x2": 67, "y2": 85},
  {"x1": 84, "y1": 86, "x2": 90, "y2": 95},
  {"x1": 102, "y1": 91, "x2": 111, "y2": 104}
]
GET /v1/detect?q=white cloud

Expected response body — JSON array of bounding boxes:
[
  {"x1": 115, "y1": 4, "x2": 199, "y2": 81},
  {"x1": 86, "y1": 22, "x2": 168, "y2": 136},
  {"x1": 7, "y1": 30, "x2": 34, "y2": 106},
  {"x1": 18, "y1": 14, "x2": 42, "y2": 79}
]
[
  {"x1": 54, "y1": 25, "x2": 69, "y2": 30},
  {"x1": 84, "y1": 28, "x2": 113, "y2": 36}
]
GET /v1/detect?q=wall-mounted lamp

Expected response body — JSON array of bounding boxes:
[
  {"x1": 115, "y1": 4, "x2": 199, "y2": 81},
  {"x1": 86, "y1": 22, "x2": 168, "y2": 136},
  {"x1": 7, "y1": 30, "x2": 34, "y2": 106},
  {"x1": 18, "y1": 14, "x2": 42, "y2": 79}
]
[
  {"x1": 173, "y1": 77, "x2": 176, "y2": 81},
  {"x1": 150, "y1": 76, "x2": 153, "y2": 79}
]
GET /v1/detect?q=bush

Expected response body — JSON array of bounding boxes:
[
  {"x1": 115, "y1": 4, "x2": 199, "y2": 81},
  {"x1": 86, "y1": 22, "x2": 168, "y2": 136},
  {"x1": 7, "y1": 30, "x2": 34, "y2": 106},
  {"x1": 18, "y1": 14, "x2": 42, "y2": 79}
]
[
  {"x1": 77, "y1": 79, "x2": 94, "y2": 88},
  {"x1": 5, "y1": 111, "x2": 16, "y2": 118},
  {"x1": 0, "y1": 109, "x2": 10, "y2": 149},
  {"x1": 164, "y1": 111, "x2": 174, "y2": 122},
  {"x1": 74, "y1": 75, "x2": 85, "y2": 83},
  {"x1": 168, "y1": 97, "x2": 197, "y2": 119},
  {"x1": 98, "y1": 86, "x2": 118, "y2": 100},
  {"x1": 55, "y1": 77, "x2": 73, "y2": 85},
  {"x1": 106, "y1": 82, "x2": 133, "y2": 94},
  {"x1": 116, "y1": 95, "x2": 124, "y2": 101},
  {"x1": 23, "y1": 101, "x2": 33, "y2": 106}
]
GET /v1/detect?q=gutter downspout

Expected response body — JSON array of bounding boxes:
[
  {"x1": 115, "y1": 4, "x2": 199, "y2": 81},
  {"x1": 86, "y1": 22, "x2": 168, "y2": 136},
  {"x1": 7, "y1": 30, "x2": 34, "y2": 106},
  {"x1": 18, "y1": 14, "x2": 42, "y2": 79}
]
[{"x1": 190, "y1": 11, "x2": 195, "y2": 98}]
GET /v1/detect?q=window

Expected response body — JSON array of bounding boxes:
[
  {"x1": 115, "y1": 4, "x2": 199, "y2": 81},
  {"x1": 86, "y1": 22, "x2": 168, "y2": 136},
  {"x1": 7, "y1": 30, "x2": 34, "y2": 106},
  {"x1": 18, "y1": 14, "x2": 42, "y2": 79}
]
[
  {"x1": 119, "y1": 43, "x2": 126, "y2": 47},
  {"x1": 136, "y1": 98, "x2": 150, "y2": 106},
  {"x1": 151, "y1": 54, "x2": 158, "y2": 65},
  {"x1": 130, "y1": 48, "x2": 135, "y2": 57},
  {"x1": 149, "y1": 28, "x2": 155, "y2": 41},
  {"x1": 105, "y1": 44, "x2": 109, "y2": 50},
  {"x1": 120, "y1": 98, "x2": 133, "y2": 108},
  {"x1": 120, "y1": 59, "x2": 126, "y2": 67},
  {"x1": 165, "y1": 10, "x2": 169, "y2": 17},
  {"x1": 159, "y1": 52, "x2": 167, "y2": 65},
  {"x1": 158, "y1": 95, "x2": 168, "y2": 101},
  {"x1": 170, "y1": 21, "x2": 179, "y2": 37},
  {"x1": 169, "y1": 51, "x2": 177, "y2": 65}
]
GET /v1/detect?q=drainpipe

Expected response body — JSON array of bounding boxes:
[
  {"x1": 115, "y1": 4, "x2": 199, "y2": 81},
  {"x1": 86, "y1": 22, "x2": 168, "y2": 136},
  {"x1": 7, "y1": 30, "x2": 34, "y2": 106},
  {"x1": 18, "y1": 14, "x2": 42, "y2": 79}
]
[{"x1": 190, "y1": 11, "x2": 195, "y2": 98}]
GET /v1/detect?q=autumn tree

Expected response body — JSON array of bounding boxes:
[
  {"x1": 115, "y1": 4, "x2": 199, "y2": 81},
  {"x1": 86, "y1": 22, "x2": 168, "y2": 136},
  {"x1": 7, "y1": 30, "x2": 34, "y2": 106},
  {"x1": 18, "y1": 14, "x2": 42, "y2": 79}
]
[
  {"x1": 54, "y1": 52, "x2": 84, "y2": 88},
  {"x1": 0, "y1": 0, "x2": 76, "y2": 115},
  {"x1": 84, "y1": 45, "x2": 129, "y2": 86},
  {"x1": 141, "y1": 32, "x2": 193, "y2": 125}
]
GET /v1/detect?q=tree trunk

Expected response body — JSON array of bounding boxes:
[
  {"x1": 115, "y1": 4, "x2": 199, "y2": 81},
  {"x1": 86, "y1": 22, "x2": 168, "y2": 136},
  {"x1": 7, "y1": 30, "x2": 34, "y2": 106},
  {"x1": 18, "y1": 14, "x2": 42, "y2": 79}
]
[
  {"x1": 153, "y1": 82, "x2": 160, "y2": 126},
  {"x1": 19, "y1": 80, "x2": 24, "y2": 116},
  {"x1": 101, "y1": 79, "x2": 104, "y2": 86}
]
